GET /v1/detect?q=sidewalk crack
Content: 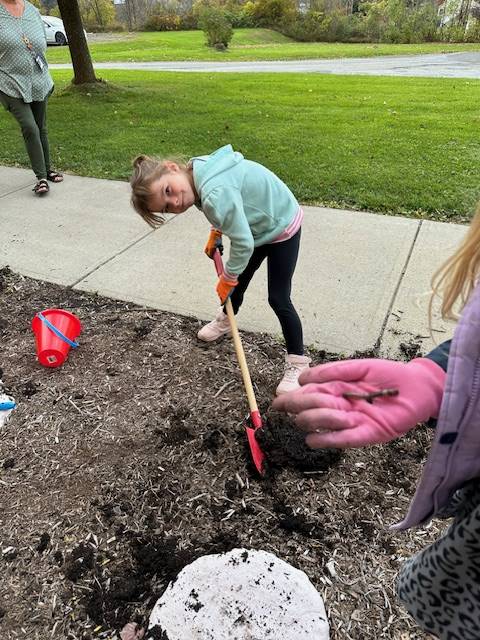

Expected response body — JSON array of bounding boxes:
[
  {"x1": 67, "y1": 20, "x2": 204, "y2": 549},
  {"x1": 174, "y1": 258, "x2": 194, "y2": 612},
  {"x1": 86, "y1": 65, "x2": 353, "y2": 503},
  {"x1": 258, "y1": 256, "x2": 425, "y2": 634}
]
[
  {"x1": 70, "y1": 211, "x2": 180, "y2": 287},
  {"x1": 70, "y1": 229, "x2": 155, "y2": 287},
  {"x1": 375, "y1": 220, "x2": 423, "y2": 351},
  {"x1": 0, "y1": 184, "x2": 33, "y2": 198}
]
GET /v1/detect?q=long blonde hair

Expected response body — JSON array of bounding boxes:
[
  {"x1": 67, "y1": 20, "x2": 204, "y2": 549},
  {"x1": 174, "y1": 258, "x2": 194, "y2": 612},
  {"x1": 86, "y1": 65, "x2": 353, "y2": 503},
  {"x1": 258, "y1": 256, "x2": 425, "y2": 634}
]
[
  {"x1": 130, "y1": 154, "x2": 188, "y2": 228},
  {"x1": 430, "y1": 204, "x2": 480, "y2": 321}
]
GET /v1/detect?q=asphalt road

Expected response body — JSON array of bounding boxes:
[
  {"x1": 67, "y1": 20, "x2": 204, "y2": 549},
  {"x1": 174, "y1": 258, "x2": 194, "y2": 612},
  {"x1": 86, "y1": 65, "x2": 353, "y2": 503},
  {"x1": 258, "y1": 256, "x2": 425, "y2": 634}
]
[{"x1": 50, "y1": 51, "x2": 480, "y2": 77}]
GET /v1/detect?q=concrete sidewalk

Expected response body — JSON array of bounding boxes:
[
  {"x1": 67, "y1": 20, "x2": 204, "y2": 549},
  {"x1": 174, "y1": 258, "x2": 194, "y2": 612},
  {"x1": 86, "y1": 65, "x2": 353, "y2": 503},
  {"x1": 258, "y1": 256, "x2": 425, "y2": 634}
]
[
  {"x1": 0, "y1": 166, "x2": 466, "y2": 356},
  {"x1": 50, "y1": 52, "x2": 480, "y2": 78}
]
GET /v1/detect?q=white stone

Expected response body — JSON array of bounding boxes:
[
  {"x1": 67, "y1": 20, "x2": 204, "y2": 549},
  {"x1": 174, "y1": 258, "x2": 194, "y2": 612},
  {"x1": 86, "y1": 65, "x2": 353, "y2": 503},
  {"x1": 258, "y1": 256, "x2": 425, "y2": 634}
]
[
  {"x1": 0, "y1": 389, "x2": 15, "y2": 429},
  {"x1": 148, "y1": 548, "x2": 329, "y2": 640}
]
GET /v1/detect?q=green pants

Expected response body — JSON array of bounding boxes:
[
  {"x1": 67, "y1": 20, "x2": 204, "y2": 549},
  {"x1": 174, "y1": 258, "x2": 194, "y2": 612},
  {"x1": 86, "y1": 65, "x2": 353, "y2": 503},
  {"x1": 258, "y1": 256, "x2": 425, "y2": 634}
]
[{"x1": 0, "y1": 90, "x2": 51, "y2": 180}]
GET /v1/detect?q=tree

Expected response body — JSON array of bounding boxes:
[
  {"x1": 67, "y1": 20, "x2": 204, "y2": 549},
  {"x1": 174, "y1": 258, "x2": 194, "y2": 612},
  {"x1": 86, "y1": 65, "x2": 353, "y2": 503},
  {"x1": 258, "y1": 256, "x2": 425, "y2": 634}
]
[
  {"x1": 114, "y1": 0, "x2": 160, "y2": 29},
  {"x1": 457, "y1": 0, "x2": 472, "y2": 26},
  {"x1": 57, "y1": 0, "x2": 100, "y2": 85},
  {"x1": 79, "y1": 0, "x2": 116, "y2": 28}
]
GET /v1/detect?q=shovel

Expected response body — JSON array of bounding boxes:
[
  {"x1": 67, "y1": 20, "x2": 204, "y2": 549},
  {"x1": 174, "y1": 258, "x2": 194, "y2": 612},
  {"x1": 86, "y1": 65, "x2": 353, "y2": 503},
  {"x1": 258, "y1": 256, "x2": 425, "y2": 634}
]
[{"x1": 212, "y1": 249, "x2": 266, "y2": 476}]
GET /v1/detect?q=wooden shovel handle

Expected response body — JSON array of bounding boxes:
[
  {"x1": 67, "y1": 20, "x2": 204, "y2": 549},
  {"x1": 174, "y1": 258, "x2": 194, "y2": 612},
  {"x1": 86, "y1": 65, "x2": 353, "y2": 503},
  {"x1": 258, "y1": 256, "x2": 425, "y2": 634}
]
[
  {"x1": 224, "y1": 298, "x2": 259, "y2": 414},
  {"x1": 213, "y1": 250, "x2": 258, "y2": 414}
]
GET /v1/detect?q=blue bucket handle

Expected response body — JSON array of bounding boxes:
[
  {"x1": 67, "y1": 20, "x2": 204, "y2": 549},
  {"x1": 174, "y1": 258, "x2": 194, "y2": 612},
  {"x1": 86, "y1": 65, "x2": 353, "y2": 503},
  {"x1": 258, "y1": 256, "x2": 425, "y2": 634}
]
[{"x1": 37, "y1": 312, "x2": 79, "y2": 348}]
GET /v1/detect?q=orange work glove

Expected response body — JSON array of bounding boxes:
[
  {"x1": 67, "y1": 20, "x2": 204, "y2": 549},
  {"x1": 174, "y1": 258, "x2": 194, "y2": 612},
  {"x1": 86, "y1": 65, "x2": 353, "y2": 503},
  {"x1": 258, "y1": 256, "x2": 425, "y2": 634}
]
[
  {"x1": 204, "y1": 229, "x2": 223, "y2": 259},
  {"x1": 216, "y1": 274, "x2": 238, "y2": 304}
]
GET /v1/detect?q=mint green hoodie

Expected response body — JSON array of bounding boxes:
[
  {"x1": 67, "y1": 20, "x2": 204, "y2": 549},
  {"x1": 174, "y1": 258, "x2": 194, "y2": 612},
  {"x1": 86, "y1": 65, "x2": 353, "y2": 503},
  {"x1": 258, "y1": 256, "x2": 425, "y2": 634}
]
[{"x1": 192, "y1": 145, "x2": 299, "y2": 278}]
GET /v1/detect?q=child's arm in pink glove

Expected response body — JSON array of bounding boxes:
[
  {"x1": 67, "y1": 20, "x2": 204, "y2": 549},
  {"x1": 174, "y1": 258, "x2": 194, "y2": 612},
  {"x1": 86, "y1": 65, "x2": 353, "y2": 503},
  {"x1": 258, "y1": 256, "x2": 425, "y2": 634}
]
[{"x1": 272, "y1": 358, "x2": 446, "y2": 449}]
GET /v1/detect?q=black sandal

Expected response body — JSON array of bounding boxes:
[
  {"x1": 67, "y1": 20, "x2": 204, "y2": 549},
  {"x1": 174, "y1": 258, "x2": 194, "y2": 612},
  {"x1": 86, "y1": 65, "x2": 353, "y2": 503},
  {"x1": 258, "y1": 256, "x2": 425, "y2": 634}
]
[
  {"x1": 33, "y1": 179, "x2": 49, "y2": 196},
  {"x1": 46, "y1": 170, "x2": 63, "y2": 183}
]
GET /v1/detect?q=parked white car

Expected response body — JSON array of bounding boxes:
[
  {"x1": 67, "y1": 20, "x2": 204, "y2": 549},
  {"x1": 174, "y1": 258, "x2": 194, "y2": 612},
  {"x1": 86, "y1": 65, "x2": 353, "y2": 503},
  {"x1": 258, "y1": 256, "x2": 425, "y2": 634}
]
[
  {"x1": 42, "y1": 16, "x2": 87, "y2": 46},
  {"x1": 42, "y1": 16, "x2": 68, "y2": 45}
]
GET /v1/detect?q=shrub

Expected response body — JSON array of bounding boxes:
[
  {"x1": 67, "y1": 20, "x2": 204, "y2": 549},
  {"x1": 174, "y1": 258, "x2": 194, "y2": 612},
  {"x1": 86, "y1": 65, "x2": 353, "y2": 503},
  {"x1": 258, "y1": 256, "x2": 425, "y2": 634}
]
[
  {"x1": 192, "y1": 0, "x2": 217, "y2": 19},
  {"x1": 197, "y1": 6, "x2": 233, "y2": 47},
  {"x1": 277, "y1": 0, "x2": 477, "y2": 43},
  {"x1": 179, "y1": 12, "x2": 199, "y2": 29},
  {"x1": 83, "y1": 21, "x2": 125, "y2": 32},
  {"x1": 359, "y1": 0, "x2": 439, "y2": 43},
  {"x1": 464, "y1": 17, "x2": 480, "y2": 41},
  {"x1": 143, "y1": 14, "x2": 182, "y2": 30},
  {"x1": 280, "y1": 9, "x2": 359, "y2": 41},
  {"x1": 142, "y1": 10, "x2": 197, "y2": 31},
  {"x1": 222, "y1": 7, "x2": 257, "y2": 27},
  {"x1": 79, "y1": 0, "x2": 116, "y2": 30},
  {"x1": 108, "y1": 21, "x2": 126, "y2": 32},
  {"x1": 438, "y1": 23, "x2": 466, "y2": 41},
  {"x1": 193, "y1": 0, "x2": 257, "y2": 27},
  {"x1": 406, "y1": 0, "x2": 437, "y2": 42},
  {"x1": 276, "y1": 0, "x2": 365, "y2": 41},
  {"x1": 248, "y1": 0, "x2": 296, "y2": 26}
]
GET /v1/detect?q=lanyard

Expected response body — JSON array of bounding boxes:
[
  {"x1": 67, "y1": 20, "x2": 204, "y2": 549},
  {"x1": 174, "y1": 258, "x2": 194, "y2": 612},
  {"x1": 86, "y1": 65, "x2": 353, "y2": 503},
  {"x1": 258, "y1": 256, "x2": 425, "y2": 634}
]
[
  {"x1": 22, "y1": 33, "x2": 33, "y2": 50},
  {"x1": 20, "y1": 27, "x2": 45, "y2": 70},
  {"x1": 10, "y1": 5, "x2": 32, "y2": 51}
]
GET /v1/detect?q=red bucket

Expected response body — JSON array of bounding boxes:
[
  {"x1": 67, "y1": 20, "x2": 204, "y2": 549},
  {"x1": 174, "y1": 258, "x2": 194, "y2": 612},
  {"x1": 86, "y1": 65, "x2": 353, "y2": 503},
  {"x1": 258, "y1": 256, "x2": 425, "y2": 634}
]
[{"x1": 31, "y1": 309, "x2": 82, "y2": 368}]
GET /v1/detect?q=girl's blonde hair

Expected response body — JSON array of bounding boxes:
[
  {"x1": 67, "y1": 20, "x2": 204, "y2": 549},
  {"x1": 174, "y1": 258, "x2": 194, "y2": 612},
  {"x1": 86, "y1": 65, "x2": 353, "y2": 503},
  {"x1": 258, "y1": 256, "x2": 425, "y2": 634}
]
[
  {"x1": 130, "y1": 154, "x2": 188, "y2": 228},
  {"x1": 430, "y1": 203, "x2": 480, "y2": 321}
]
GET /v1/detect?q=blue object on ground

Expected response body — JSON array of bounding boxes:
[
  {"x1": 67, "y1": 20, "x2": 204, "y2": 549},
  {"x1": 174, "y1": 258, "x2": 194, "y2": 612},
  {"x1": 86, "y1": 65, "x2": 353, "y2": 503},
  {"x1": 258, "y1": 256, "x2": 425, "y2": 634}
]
[{"x1": 0, "y1": 401, "x2": 16, "y2": 410}]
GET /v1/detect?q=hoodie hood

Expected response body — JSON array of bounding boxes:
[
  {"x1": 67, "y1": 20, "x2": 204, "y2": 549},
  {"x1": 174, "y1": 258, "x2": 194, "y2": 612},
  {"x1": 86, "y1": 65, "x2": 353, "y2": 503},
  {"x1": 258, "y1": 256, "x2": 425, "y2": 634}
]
[{"x1": 192, "y1": 145, "x2": 244, "y2": 193}]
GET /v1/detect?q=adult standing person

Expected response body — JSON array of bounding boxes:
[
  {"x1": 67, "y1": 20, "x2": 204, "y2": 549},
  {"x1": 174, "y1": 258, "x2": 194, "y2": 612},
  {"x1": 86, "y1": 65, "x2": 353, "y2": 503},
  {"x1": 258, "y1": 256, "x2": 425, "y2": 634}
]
[{"x1": 0, "y1": 0, "x2": 63, "y2": 195}]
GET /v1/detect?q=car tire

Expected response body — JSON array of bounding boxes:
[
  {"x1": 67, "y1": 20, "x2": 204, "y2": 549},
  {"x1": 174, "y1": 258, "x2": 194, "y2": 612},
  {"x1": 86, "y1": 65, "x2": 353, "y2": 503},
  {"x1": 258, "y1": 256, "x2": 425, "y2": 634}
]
[{"x1": 55, "y1": 31, "x2": 67, "y2": 46}]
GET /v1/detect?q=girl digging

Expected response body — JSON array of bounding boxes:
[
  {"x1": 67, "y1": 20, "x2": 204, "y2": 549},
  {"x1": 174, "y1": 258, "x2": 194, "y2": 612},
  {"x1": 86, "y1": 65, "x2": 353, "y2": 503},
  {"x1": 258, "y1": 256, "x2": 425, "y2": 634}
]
[
  {"x1": 274, "y1": 203, "x2": 480, "y2": 639},
  {"x1": 130, "y1": 144, "x2": 310, "y2": 395}
]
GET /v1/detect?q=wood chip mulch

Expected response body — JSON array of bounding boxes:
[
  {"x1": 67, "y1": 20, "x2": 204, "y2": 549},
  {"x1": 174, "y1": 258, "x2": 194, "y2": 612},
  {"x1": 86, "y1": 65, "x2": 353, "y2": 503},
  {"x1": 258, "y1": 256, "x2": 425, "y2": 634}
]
[{"x1": 0, "y1": 267, "x2": 442, "y2": 640}]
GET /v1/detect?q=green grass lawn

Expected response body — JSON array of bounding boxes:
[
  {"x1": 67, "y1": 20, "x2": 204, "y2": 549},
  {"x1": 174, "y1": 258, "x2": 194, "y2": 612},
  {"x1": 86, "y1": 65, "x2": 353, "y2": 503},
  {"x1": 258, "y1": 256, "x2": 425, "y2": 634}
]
[
  {"x1": 45, "y1": 28, "x2": 480, "y2": 63},
  {"x1": 1, "y1": 70, "x2": 479, "y2": 222}
]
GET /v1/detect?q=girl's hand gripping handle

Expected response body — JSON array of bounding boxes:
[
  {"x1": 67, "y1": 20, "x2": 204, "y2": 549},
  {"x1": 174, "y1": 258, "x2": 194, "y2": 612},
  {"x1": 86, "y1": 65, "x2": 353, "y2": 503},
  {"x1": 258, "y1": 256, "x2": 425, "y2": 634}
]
[
  {"x1": 205, "y1": 229, "x2": 223, "y2": 259},
  {"x1": 213, "y1": 250, "x2": 237, "y2": 304},
  {"x1": 273, "y1": 358, "x2": 446, "y2": 449}
]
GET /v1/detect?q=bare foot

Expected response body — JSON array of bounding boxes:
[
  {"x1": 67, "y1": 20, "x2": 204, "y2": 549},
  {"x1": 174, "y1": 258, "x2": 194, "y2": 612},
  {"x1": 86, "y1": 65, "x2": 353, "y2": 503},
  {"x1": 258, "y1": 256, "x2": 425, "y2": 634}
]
[{"x1": 120, "y1": 622, "x2": 145, "y2": 640}]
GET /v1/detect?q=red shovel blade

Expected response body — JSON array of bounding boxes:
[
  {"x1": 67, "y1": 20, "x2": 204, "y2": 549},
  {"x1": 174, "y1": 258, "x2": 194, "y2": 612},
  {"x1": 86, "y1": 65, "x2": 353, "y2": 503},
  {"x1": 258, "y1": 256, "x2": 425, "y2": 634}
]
[{"x1": 247, "y1": 410, "x2": 266, "y2": 475}]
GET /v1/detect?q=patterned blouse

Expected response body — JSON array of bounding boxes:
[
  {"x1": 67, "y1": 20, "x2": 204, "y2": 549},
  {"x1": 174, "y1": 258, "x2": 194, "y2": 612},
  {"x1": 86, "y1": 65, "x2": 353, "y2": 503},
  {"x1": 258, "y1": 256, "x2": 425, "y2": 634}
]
[{"x1": 0, "y1": 0, "x2": 53, "y2": 102}]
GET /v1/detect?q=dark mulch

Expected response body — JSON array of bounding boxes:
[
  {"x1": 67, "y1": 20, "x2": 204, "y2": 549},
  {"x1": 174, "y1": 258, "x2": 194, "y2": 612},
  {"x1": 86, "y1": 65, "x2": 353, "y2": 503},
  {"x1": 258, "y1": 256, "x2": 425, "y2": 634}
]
[{"x1": 0, "y1": 267, "x2": 439, "y2": 639}]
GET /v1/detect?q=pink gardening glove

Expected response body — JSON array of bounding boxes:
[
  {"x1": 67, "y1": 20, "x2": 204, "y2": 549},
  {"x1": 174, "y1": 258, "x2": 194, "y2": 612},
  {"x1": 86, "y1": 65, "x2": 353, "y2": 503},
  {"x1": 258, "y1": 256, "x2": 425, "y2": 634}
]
[{"x1": 272, "y1": 358, "x2": 446, "y2": 449}]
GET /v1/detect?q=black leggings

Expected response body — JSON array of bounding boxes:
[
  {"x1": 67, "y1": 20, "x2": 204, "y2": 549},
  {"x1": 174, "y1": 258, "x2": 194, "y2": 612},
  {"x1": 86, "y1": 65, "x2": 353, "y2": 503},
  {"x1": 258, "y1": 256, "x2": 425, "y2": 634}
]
[{"x1": 227, "y1": 228, "x2": 304, "y2": 355}]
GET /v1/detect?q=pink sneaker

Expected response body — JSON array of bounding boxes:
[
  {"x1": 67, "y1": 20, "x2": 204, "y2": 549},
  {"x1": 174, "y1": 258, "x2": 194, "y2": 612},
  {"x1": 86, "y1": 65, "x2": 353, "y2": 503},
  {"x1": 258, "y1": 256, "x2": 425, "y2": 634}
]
[
  {"x1": 276, "y1": 354, "x2": 311, "y2": 395},
  {"x1": 197, "y1": 309, "x2": 232, "y2": 342}
]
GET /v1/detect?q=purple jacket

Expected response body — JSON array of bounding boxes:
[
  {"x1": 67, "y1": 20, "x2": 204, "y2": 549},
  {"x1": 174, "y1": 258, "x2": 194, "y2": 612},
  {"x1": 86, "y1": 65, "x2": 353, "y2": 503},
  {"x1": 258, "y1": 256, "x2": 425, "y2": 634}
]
[{"x1": 394, "y1": 281, "x2": 480, "y2": 530}]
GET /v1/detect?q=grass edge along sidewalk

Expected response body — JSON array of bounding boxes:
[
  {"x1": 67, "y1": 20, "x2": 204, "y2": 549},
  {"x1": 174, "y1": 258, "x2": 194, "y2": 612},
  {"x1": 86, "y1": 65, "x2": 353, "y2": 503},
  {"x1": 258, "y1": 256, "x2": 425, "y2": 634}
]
[{"x1": 0, "y1": 69, "x2": 479, "y2": 223}]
